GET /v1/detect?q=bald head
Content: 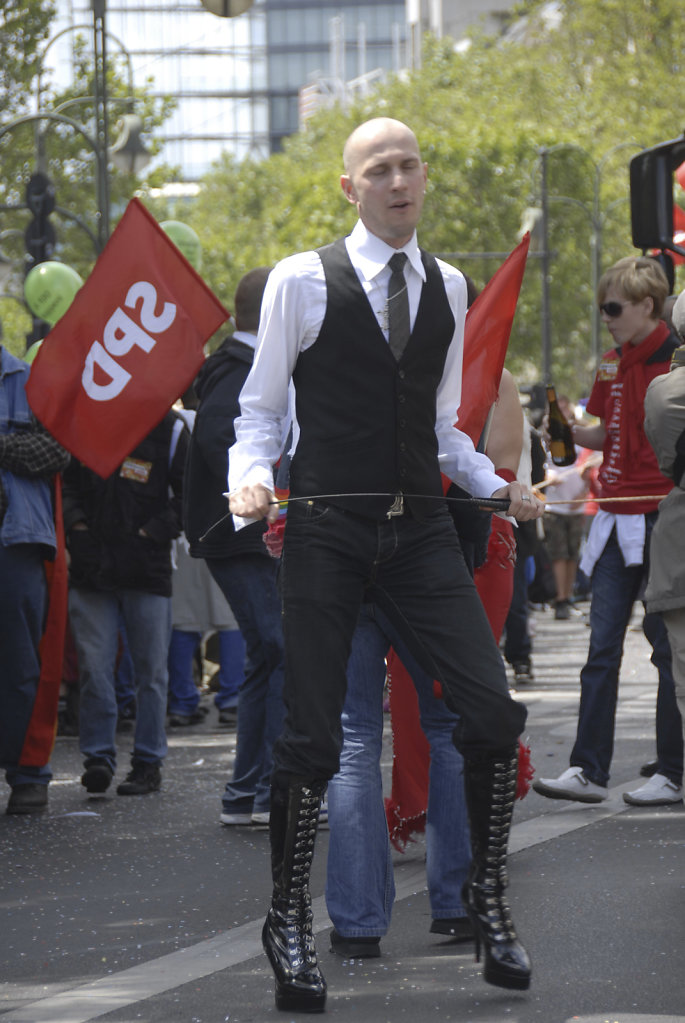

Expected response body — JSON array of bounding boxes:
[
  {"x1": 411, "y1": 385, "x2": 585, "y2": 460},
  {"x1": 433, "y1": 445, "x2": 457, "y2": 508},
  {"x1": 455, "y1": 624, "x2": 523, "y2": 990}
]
[
  {"x1": 340, "y1": 118, "x2": 427, "y2": 247},
  {"x1": 342, "y1": 118, "x2": 421, "y2": 175}
]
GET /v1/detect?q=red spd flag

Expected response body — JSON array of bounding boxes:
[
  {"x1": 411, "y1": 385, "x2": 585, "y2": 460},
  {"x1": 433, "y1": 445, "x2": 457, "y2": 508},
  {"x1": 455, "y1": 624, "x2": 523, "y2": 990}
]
[
  {"x1": 26, "y1": 198, "x2": 228, "y2": 477},
  {"x1": 456, "y1": 232, "x2": 530, "y2": 443}
]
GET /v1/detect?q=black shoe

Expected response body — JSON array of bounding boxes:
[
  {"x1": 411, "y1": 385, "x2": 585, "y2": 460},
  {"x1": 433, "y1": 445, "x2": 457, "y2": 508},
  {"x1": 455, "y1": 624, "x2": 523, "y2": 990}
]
[
  {"x1": 7, "y1": 783, "x2": 48, "y2": 815},
  {"x1": 430, "y1": 917, "x2": 474, "y2": 942},
  {"x1": 554, "y1": 600, "x2": 571, "y2": 620},
  {"x1": 640, "y1": 759, "x2": 659, "y2": 778},
  {"x1": 81, "y1": 760, "x2": 113, "y2": 794},
  {"x1": 168, "y1": 710, "x2": 206, "y2": 727},
  {"x1": 116, "y1": 761, "x2": 161, "y2": 796},
  {"x1": 218, "y1": 707, "x2": 238, "y2": 727},
  {"x1": 512, "y1": 659, "x2": 534, "y2": 683},
  {"x1": 330, "y1": 928, "x2": 381, "y2": 958}
]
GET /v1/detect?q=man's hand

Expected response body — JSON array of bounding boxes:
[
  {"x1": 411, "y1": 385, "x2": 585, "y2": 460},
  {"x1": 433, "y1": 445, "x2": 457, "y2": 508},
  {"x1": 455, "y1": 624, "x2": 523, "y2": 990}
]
[
  {"x1": 228, "y1": 484, "x2": 280, "y2": 523},
  {"x1": 491, "y1": 482, "x2": 544, "y2": 521}
]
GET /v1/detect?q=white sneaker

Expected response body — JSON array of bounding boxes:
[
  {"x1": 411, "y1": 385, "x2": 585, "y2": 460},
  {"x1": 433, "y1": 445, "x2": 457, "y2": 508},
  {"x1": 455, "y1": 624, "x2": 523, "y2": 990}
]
[
  {"x1": 220, "y1": 812, "x2": 253, "y2": 825},
  {"x1": 251, "y1": 811, "x2": 270, "y2": 825},
  {"x1": 533, "y1": 766, "x2": 608, "y2": 803},
  {"x1": 622, "y1": 773, "x2": 683, "y2": 806}
]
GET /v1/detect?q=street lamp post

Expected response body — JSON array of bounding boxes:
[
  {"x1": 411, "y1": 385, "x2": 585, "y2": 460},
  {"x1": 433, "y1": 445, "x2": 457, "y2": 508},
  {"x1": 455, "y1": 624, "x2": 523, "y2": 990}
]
[
  {"x1": 91, "y1": 0, "x2": 111, "y2": 243},
  {"x1": 1, "y1": 3, "x2": 151, "y2": 258},
  {"x1": 31, "y1": 3, "x2": 145, "y2": 247},
  {"x1": 0, "y1": 1, "x2": 153, "y2": 346},
  {"x1": 0, "y1": 111, "x2": 109, "y2": 253},
  {"x1": 537, "y1": 141, "x2": 643, "y2": 382}
]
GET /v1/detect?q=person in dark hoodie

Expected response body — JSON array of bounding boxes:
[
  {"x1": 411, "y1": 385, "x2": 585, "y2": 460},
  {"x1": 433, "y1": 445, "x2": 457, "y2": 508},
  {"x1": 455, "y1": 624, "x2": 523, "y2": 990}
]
[
  {"x1": 184, "y1": 266, "x2": 285, "y2": 825},
  {"x1": 64, "y1": 410, "x2": 189, "y2": 797}
]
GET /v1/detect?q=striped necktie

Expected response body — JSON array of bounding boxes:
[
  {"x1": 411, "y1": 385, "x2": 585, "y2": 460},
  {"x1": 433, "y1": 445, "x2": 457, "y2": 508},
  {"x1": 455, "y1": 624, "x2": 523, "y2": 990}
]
[{"x1": 387, "y1": 251, "x2": 410, "y2": 361}]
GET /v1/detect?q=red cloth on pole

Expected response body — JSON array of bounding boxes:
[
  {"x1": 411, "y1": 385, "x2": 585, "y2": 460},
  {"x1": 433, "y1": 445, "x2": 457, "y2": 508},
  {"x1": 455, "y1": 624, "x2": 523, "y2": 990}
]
[
  {"x1": 456, "y1": 233, "x2": 530, "y2": 444},
  {"x1": 385, "y1": 236, "x2": 531, "y2": 849},
  {"x1": 26, "y1": 198, "x2": 229, "y2": 477},
  {"x1": 19, "y1": 476, "x2": 68, "y2": 766}
]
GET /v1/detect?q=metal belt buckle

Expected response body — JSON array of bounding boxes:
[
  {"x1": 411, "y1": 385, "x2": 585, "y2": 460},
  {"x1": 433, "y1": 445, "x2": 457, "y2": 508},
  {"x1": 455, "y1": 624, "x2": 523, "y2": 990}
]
[{"x1": 386, "y1": 493, "x2": 404, "y2": 518}]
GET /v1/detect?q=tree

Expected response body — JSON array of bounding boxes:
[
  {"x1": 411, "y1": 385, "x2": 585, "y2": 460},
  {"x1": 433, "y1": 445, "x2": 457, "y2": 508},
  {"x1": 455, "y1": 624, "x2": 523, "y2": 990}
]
[
  {"x1": 156, "y1": 0, "x2": 685, "y2": 396},
  {"x1": 0, "y1": 0, "x2": 54, "y2": 121},
  {"x1": 0, "y1": 11, "x2": 177, "y2": 356},
  {"x1": 0, "y1": 2, "x2": 55, "y2": 352}
]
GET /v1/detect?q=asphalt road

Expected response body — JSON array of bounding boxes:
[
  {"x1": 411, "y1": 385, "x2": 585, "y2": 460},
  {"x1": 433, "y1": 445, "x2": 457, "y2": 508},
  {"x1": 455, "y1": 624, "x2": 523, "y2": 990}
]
[{"x1": 1, "y1": 600, "x2": 684, "y2": 1023}]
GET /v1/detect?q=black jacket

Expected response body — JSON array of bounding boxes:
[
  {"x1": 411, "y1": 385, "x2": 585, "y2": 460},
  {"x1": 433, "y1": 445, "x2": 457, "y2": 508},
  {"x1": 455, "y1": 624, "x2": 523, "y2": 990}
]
[
  {"x1": 183, "y1": 335, "x2": 268, "y2": 560},
  {"x1": 63, "y1": 411, "x2": 188, "y2": 597}
]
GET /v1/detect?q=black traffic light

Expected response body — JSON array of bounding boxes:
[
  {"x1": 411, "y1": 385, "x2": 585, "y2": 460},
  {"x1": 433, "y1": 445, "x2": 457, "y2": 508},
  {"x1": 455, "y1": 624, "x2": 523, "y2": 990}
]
[
  {"x1": 24, "y1": 172, "x2": 57, "y2": 345},
  {"x1": 24, "y1": 171, "x2": 56, "y2": 272}
]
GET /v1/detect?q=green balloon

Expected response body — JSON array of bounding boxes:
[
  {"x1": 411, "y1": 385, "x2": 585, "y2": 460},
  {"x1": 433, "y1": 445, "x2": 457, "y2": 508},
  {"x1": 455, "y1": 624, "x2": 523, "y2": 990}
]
[
  {"x1": 160, "y1": 220, "x2": 202, "y2": 271},
  {"x1": 24, "y1": 262, "x2": 83, "y2": 327},
  {"x1": 24, "y1": 340, "x2": 43, "y2": 364}
]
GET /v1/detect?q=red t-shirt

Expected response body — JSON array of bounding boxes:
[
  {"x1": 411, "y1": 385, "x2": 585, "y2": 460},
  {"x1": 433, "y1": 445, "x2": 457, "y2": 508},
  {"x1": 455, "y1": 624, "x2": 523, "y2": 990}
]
[{"x1": 587, "y1": 337, "x2": 676, "y2": 515}]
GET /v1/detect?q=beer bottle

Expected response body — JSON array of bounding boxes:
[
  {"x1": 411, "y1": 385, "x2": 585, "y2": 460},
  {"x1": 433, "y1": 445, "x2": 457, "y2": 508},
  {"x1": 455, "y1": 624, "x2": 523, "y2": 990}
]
[{"x1": 546, "y1": 385, "x2": 576, "y2": 466}]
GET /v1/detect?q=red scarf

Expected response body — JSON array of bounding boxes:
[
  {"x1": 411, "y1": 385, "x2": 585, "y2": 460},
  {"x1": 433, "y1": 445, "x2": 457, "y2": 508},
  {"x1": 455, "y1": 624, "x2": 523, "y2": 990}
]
[{"x1": 617, "y1": 320, "x2": 669, "y2": 473}]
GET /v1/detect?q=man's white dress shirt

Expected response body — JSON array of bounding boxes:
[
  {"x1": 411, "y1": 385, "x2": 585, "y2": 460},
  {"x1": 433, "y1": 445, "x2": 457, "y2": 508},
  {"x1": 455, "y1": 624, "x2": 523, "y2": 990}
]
[{"x1": 228, "y1": 221, "x2": 507, "y2": 522}]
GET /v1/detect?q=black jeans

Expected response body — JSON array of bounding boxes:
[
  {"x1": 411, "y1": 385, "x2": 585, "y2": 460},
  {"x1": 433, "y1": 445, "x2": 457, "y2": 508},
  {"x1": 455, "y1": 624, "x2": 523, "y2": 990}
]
[{"x1": 273, "y1": 500, "x2": 526, "y2": 784}]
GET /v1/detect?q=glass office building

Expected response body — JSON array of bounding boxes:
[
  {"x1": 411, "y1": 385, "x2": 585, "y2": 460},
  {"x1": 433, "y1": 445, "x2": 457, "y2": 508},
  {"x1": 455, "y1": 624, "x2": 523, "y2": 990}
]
[
  {"x1": 49, "y1": 0, "x2": 408, "y2": 180},
  {"x1": 265, "y1": 1, "x2": 406, "y2": 151}
]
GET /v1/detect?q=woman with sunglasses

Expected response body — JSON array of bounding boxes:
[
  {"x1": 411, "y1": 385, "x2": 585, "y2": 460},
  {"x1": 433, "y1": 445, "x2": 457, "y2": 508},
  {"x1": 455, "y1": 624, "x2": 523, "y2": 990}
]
[{"x1": 534, "y1": 256, "x2": 684, "y2": 808}]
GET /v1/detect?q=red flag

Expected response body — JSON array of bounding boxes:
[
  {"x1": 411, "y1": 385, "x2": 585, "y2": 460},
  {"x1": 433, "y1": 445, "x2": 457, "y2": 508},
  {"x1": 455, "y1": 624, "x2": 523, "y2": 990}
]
[
  {"x1": 26, "y1": 198, "x2": 228, "y2": 477},
  {"x1": 456, "y1": 232, "x2": 530, "y2": 443},
  {"x1": 389, "y1": 236, "x2": 531, "y2": 847}
]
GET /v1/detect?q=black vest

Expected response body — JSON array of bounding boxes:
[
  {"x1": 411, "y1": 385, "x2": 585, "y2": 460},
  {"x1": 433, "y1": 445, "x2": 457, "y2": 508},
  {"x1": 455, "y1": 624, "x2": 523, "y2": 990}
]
[{"x1": 289, "y1": 238, "x2": 456, "y2": 520}]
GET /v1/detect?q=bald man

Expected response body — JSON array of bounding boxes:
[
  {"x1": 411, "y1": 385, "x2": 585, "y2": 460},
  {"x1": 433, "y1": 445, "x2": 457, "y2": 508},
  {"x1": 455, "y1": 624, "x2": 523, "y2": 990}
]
[{"x1": 228, "y1": 118, "x2": 540, "y2": 1012}]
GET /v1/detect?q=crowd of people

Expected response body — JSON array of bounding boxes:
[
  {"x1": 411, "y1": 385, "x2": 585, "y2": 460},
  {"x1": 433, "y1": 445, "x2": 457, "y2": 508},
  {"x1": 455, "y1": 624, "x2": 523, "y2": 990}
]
[{"x1": 2, "y1": 115, "x2": 684, "y2": 1016}]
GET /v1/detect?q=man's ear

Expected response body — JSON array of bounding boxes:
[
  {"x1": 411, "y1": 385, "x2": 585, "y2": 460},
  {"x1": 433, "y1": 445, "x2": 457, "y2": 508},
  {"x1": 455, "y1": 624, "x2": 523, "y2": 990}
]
[{"x1": 340, "y1": 174, "x2": 357, "y2": 206}]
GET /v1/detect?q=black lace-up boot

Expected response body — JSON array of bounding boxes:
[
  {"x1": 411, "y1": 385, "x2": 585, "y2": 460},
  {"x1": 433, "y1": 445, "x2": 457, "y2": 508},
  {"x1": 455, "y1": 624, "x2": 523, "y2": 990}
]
[
  {"x1": 262, "y1": 779, "x2": 327, "y2": 1013},
  {"x1": 462, "y1": 744, "x2": 532, "y2": 990}
]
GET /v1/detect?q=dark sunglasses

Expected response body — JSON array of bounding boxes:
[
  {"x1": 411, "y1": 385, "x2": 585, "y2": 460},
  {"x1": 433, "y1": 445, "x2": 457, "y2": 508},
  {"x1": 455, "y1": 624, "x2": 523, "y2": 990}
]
[{"x1": 599, "y1": 301, "x2": 630, "y2": 318}]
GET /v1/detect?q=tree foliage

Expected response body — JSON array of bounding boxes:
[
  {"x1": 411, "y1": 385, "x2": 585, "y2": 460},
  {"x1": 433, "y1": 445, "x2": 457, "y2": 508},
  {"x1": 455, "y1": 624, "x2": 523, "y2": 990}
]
[
  {"x1": 146, "y1": 0, "x2": 685, "y2": 396},
  {"x1": 3, "y1": 0, "x2": 685, "y2": 391},
  {"x1": 0, "y1": 8, "x2": 176, "y2": 355},
  {"x1": 0, "y1": 0, "x2": 54, "y2": 121}
]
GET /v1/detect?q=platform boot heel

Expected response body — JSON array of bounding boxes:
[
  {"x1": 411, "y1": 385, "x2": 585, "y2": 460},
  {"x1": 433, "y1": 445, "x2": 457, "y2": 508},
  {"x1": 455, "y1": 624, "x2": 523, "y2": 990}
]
[
  {"x1": 262, "y1": 779, "x2": 327, "y2": 1013},
  {"x1": 462, "y1": 744, "x2": 532, "y2": 990}
]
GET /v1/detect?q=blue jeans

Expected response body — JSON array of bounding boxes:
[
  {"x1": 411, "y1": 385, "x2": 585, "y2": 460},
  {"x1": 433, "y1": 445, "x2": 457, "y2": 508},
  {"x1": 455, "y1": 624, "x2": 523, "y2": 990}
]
[
  {"x1": 275, "y1": 502, "x2": 524, "y2": 785},
  {"x1": 167, "y1": 628, "x2": 245, "y2": 715},
  {"x1": 69, "y1": 588, "x2": 171, "y2": 772},
  {"x1": 214, "y1": 629, "x2": 246, "y2": 710},
  {"x1": 571, "y1": 521, "x2": 683, "y2": 786},
  {"x1": 503, "y1": 547, "x2": 532, "y2": 665},
  {"x1": 0, "y1": 543, "x2": 51, "y2": 786},
  {"x1": 326, "y1": 605, "x2": 470, "y2": 937},
  {"x1": 115, "y1": 612, "x2": 136, "y2": 715},
  {"x1": 207, "y1": 555, "x2": 285, "y2": 816}
]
